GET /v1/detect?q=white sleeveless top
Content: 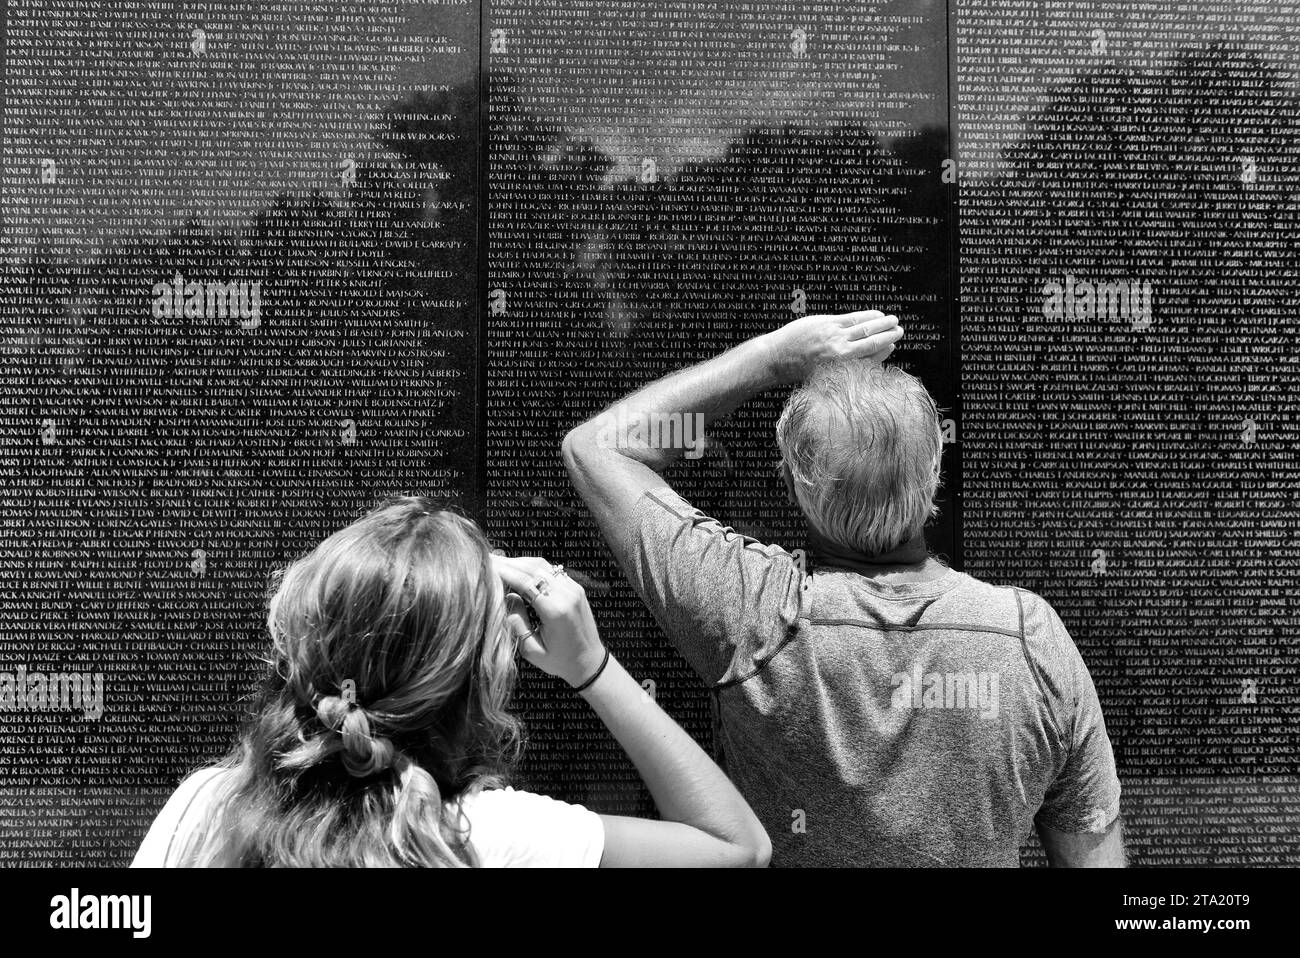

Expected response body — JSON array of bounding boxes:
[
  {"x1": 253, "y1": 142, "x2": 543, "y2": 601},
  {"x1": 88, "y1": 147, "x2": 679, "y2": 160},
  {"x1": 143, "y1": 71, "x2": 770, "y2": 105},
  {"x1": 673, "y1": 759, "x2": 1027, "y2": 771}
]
[{"x1": 130, "y1": 767, "x2": 605, "y2": 868}]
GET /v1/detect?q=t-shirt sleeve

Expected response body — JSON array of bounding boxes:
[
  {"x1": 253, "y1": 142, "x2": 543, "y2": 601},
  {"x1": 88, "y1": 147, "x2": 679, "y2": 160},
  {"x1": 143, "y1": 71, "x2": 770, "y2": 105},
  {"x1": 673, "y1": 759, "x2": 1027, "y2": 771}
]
[
  {"x1": 130, "y1": 766, "x2": 227, "y2": 867},
  {"x1": 1034, "y1": 602, "x2": 1123, "y2": 834},
  {"x1": 611, "y1": 487, "x2": 804, "y2": 687},
  {"x1": 463, "y1": 787, "x2": 605, "y2": 868}
]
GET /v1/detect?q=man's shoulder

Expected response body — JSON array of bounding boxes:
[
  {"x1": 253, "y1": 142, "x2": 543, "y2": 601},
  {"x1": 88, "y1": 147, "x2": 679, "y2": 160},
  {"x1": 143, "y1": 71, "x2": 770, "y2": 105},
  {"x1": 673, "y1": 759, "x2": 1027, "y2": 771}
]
[
  {"x1": 803, "y1": 564, "x2": 1021, "y2": 630},
  {"x1": 937, "y1": 576, "x2": 1079, "y2": 649},
  {"x1": 635, "y1": 487, "x2": 799, "y2": 560},
  {"x1": 996, "y1": 585, "x2": 1093, "y2": 722},
  {"x1": 893, "y1": 574, "x2": 1088, "y2": 700},
  {"x1": 1004, "y1": 585, "x2": 1082, "y2": 654}
]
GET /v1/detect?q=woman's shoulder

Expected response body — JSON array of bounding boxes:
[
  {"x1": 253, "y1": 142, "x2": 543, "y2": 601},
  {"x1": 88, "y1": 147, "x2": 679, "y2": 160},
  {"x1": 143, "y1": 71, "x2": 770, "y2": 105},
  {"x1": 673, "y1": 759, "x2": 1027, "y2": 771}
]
[
  {"x1": 130, "y1": 766, "x2": 230, "y2": 867},
  {"x1": 457, "y1": 786, "x2": 605, "y2": 868},
  {"x1": 133, "y1": 772, "x2": 606, "y2": 868}
]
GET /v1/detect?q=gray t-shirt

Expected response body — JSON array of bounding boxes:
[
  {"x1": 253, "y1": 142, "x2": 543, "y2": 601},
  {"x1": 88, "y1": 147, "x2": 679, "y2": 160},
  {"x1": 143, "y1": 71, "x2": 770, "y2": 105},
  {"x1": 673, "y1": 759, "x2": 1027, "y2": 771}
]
[{"x1": 616, "y1": 487, "x2": 1122, "y2": 867}]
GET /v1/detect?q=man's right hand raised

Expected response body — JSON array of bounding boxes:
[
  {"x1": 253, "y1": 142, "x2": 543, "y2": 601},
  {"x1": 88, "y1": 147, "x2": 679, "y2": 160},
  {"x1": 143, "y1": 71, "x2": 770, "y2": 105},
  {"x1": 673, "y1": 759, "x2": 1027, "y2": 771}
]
[{"x1": 761, "y1": 309, "x2": 905, "y2": 384}]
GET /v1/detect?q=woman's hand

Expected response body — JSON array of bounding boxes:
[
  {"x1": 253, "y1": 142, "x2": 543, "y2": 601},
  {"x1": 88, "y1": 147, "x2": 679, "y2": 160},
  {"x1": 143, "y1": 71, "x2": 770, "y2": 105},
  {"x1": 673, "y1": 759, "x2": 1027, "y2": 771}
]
[
  {"x1": 493, "y1": 555, "x2": 607, "y2": 688},
  {"x1": 763, "y1": 309, "x2": 904, "y2": 384},
  {"x1": 494, "y1": 555, "x2": 770, "y2": 867}
]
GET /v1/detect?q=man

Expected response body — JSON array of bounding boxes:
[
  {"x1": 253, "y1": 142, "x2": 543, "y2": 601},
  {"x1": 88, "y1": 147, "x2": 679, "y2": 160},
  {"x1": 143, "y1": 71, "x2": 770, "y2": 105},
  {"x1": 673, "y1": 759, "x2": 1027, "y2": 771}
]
[{"x1": 563, "y1": 310, "x2": 1124, "y2": 867}]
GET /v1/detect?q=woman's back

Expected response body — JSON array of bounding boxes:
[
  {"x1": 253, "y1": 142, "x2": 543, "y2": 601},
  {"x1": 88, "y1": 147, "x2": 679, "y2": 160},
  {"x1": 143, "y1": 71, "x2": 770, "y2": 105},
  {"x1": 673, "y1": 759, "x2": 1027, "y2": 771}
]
[{"x1": 132, "y1": 767, "x2": 604, "y2": 868}]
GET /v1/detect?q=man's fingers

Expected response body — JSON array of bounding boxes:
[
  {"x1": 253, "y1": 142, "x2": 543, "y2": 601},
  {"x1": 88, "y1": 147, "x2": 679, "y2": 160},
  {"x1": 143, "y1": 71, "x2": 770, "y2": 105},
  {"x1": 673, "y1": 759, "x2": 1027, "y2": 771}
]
[
  {"x1": 841, "y1": 325, "x2": 904, "y2": 361},
  {"x1": 834, "y1": 309, "x2": 886, "y2": 326},
  {"x1": 848, "y1": 314, "x2": 899, "y2": 339},
  {"x1": 865, "y1": 342, "x2": 897, "y2": 363},
  {"x1": 864, "y1": 326, "x2": 905, "y2": 352},
  {"x1": 855, "y1": 321, "x2": 903, "y2": 342}
]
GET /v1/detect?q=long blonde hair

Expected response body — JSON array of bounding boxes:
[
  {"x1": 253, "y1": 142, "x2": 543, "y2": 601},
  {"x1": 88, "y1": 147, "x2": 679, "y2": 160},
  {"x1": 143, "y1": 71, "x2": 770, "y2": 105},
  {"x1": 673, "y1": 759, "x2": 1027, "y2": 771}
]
[{"x1": 178, "y1": 496, "x2": 521, "y2": 867}]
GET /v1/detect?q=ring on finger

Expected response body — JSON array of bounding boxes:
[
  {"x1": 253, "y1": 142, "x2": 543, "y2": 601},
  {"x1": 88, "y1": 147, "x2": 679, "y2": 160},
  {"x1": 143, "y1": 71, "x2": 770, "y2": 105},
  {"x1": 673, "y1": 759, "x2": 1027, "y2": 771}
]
[
  {"x1": 551, "y1": 564, "x2": 567, "y2": 579},
  {"x1": 531, "y1": 576, "x2": 551, "y2": 598}
]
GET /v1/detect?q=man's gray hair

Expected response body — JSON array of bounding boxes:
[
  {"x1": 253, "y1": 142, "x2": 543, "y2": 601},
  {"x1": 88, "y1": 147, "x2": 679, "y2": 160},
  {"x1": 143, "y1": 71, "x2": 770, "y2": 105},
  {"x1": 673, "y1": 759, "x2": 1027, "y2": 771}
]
[{"x1": 776, "y1": 360, "x2": 945, "y2": 557}]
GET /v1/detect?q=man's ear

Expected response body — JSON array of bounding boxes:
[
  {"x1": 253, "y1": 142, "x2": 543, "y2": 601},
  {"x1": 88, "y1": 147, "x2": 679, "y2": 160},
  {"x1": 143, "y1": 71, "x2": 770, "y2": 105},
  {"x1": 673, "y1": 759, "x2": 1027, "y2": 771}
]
[{"x1": 781, "y1": 459, "x2": 798, "y2": 506}]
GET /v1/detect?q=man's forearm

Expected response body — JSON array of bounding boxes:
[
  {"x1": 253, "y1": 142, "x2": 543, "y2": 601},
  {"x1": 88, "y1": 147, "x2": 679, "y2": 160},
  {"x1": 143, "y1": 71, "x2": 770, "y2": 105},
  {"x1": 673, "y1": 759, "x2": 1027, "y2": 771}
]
[{"x1": 569, "y1": 334, "x2": 782, "y2": 474}]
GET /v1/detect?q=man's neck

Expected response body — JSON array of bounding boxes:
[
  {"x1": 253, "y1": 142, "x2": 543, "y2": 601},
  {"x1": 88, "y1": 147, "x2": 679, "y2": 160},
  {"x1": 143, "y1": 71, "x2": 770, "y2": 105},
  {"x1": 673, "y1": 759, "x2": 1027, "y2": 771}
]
[{"x1": 806, "y1": 528, "x2": 936, "y2": 572}]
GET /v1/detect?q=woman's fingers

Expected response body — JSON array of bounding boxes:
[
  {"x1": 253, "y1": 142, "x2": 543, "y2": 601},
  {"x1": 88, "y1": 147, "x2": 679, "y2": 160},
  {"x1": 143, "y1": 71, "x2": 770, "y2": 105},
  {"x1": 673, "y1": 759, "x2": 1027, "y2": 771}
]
[
  {"x1": 494, "y1": 556, "x2": 603, "y2": 686},
  {"x1": 492, "y1": 554, "x2": 585, "y2": 617},
  {"x1": 492, "y1": 554, "x2": 559, "y2": 603},
  {"x1": 504, "y1": 592, "x2": 531, "y2": 627},
  {"x1": 505, "y1": 593, "x2": 548, "y2": 663},
  {"x1": 517, "y1": 631, "x2": 548, "y2": 666}
]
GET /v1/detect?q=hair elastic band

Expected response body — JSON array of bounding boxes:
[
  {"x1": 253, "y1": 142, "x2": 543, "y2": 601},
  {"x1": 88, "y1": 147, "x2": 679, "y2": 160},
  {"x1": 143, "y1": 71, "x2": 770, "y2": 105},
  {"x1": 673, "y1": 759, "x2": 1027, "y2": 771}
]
[{"x1": 571, "y1": 648, "x2": 610, "y2": 693}]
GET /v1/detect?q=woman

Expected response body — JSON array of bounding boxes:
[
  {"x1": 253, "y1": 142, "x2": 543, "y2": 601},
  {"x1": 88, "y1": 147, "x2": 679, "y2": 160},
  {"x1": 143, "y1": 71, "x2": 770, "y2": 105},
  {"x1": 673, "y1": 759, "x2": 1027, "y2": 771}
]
[{"x1": 131, "y1": 496, "x2": 770, "y2": 867}]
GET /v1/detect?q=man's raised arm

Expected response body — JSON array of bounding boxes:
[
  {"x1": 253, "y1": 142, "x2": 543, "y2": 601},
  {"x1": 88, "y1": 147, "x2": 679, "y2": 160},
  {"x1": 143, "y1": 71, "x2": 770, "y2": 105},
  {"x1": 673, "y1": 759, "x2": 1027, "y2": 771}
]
[{"x1": 562, "y1": 310, "x2": 904, "y2": 555}]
